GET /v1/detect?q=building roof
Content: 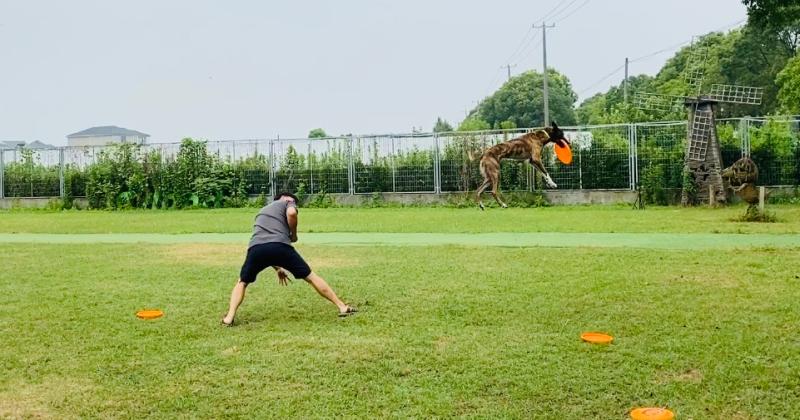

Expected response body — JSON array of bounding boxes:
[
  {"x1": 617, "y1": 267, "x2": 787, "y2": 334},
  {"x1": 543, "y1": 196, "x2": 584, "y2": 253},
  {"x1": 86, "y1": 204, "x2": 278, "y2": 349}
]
[
  {"x1": 67, "y1": 125, "x2": 150, "y2": 138},
  {"x1": 27, "y1": 141, "x2": 56, "y2": 149},
  {"x1": 0, "y1": 140, "x2": 54, "y2": 150},
  {"x1": 0, "y1": 141, "x2": 25, "y2": 150}
]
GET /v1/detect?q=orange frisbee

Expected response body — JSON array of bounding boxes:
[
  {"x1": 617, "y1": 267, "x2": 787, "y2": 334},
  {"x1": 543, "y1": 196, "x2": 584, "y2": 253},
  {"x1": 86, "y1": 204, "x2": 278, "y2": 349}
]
[
  {"x1": 136, "y1": 309, "x2": 164, "y2": 320},
  {"x1": 630, "y1": 407, "x2": 674, "y2": 420},
  {"x1": 580, "y1": 332, "x2": 613, "y2": 344},
  {"x1": 554, "y1": 142, "x2": 572, "y2": 164}
]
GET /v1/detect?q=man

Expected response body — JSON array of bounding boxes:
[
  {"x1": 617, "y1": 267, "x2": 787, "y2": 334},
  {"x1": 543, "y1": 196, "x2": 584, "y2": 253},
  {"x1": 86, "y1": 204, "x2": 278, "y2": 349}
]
[{"x1": 222, "y1": 192, "x2": 357, "y2": 326}]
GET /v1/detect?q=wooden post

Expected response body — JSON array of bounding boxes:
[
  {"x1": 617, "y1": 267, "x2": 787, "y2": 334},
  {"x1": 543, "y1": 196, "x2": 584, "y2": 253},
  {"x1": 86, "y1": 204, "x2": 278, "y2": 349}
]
[
  {"x1": 758, "y1": 186, "x2": 765, "y2": 214},
  {"x1": 708, "y1": 186, "x2": 715, "y2": 207}
]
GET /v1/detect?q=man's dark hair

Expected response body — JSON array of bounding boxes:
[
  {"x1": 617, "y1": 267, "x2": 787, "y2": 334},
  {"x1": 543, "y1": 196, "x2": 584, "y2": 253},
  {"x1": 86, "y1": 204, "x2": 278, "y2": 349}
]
[{"x1": 274, "y1": 192, "x2": 300, "y2": 203}]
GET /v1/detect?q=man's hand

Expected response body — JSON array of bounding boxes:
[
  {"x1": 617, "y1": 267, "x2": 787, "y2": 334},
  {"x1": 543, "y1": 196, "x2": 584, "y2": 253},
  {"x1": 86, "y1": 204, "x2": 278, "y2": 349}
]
[
  {"x1": 275, "y1": 267, "x2": 290, "y2": 286},
  {"x1": 290, "y1": 233, "x2": 298, "y2": 243}
]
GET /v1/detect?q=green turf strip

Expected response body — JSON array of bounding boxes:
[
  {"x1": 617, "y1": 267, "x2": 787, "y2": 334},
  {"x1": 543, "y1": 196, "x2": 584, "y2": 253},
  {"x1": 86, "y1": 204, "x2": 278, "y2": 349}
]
[{"x1": 1, "y1": 232, "x2": 799, "y2": 249}]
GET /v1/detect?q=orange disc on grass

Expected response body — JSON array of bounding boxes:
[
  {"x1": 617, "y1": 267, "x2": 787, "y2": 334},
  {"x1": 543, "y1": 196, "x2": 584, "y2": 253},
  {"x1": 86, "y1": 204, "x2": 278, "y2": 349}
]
[
  {"x1": 580, "y1": 332, "x2": 613, "y2": 344},
  {"x1": 630, "y1": 407, "x2": 674, "y2": 420},
  {"x1": 554, "y1": 142, "x2": 572, "y2": 164},
  {"x1": 136, "y1": 309, "x2": 164, "y2": 320}
]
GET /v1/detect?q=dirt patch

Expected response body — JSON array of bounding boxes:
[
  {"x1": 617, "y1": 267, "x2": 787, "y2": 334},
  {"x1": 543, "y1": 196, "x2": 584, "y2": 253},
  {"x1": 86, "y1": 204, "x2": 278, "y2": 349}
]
[
  {"x1": 221, "y1": 346, "x2": 240, "y2": 357},
  {"x1": 656, "y1": 368, "x2": 703, "y2": 384},
  {"x1": 0, "y1": 377, "x2": 94, "y2": 419},
  {"x1": 434, "y1": 336, "x2": 453, "y2": 352}
]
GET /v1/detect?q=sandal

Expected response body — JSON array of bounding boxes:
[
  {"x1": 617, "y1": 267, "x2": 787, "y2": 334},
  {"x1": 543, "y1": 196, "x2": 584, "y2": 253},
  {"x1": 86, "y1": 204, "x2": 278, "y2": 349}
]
[{"x1": 338, "y1": 306, "x2": 358, "y2": 318}]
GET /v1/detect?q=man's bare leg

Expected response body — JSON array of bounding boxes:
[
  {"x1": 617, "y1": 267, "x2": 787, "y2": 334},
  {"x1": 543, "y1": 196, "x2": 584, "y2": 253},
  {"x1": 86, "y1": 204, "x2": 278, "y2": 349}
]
[
  {"x1": 304, "y1": 271, "x2": 350, "y2": 313},
  {"x1": 223, "y1": 280, "x2": 248, "y2": 325}
]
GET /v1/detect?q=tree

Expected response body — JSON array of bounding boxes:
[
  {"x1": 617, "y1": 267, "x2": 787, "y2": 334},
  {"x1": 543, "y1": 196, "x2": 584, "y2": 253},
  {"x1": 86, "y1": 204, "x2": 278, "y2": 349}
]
[
  {"x1": 776, "y1": 54, "x2": 800, "y2": 113},
  {"x1": 457, "y1": 117, "x2": 491, "y2": 131},
  {"x1": 576, "y1": 75, "x2": 655, "y2": 124},
  {"x1": 577, "y1": 27, "x2": 794, "y2": 122},
  {"x1": 719, "y1": 25, "x2": 795, "y2": 115},
  {"x1": 473, "y1": 69, "x2": 578, "y2": 128},
  {"x1": 308, "y1": 128, "x2": 328, "y2": 138},
  {"x1": 742, "y1": 0, "x2": 800, "y2": 54},
  {"x1": 433, "y1": 117, "x2": 454, "y2": 133}
]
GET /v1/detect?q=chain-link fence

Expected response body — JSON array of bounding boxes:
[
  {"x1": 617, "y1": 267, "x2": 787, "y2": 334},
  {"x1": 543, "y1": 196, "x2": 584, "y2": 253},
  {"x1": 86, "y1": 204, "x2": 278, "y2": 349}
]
[{"x1": 2, "y1": 117, "x2": 798, "y2": 201}]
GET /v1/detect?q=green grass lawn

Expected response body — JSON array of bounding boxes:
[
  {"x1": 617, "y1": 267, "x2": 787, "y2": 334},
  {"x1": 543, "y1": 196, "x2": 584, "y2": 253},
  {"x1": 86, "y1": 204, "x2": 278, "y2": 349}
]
[
  {"x1": 1, "y1": 204, "x2": 800, "y2": 234},
  {"x1": 2, "y1": 206, "x2": 800, "y2": 418}
]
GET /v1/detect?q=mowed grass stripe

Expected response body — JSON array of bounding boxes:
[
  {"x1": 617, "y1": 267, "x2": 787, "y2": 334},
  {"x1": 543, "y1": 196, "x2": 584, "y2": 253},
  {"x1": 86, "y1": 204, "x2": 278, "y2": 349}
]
[{"x1": 1, "y1": 232, "x2": 799, "y2": 249}]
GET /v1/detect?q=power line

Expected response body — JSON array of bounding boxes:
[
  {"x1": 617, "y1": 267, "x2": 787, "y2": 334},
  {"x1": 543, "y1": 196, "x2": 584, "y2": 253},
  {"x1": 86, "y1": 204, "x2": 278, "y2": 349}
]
[
  {"x1": 554, "y1": 0, "x2": 591, "y2": 23},
  {"x1": 629, "y1": 17, "x2": 748, "y2": 63},
  {"x1": 576, "y1": 63, "x2": 626, "y2": 96},
  {"x1": 629, "y1": 39, "x2": 692, "y2": 63},
  {"x1": 504, "y1": 27, "x2": 535, "y2": 65},
  {"x1": 512, "y1": 31, "x2": 541, "y2": 63},
  {"x1": 540, "y1": 0, "x2": 575, "y2": 22},
  {"x1": 548, "y1": 0, "x2": 583, "y2": 21}
]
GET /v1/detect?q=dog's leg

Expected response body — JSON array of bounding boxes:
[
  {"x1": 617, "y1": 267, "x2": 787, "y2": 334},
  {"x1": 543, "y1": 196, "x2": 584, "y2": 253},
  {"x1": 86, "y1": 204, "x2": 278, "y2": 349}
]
[
  {"x1": 490, "y1": 178, "x2": 508, "y2": 208},
  {"x1": 530, "y1": 158, "x2": 557, "y2": 189},
  {"x1": 475, "y1": 179, "x2": 491, "y2": 210}
]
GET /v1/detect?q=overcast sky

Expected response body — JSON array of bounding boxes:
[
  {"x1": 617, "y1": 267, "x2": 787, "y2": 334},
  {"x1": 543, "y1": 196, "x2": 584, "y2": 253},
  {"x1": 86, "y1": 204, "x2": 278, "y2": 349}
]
[{"x1": 0, "y1": 0, "x2": 747, "y2": 144}]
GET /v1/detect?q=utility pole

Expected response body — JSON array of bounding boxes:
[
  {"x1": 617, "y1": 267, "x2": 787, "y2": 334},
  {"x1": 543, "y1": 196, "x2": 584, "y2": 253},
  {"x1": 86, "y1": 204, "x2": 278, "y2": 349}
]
[
  {"x1": 533, "y1": 22, "x2": 555, "y2": 125},
  {"x1": 624, "y1": 57, "x2": 629, "y2": 104},
  {"x1": 502, "y1": 63, "x2": 517, "y2": 81}
]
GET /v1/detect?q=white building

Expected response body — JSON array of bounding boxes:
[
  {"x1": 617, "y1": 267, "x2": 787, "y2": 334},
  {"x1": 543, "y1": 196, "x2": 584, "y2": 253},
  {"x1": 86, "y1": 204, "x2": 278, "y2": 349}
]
[{"x1": 67, "y1": 126, "x2": 149, "y2": 147}]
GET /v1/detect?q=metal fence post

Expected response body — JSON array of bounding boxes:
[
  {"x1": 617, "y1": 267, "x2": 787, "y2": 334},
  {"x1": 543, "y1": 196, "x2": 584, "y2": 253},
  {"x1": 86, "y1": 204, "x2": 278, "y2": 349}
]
[
  {"x1": 627, "y1": 124, "x2": 635, "y2": 190},
  {"x1": 59, "y1": 148, "x2": 65, "y2": 198},
  {"x1": 269, "y1": 139, "x2": 276, "y2": 198},
  {"x1": 308, "y1": 140, "x2": 314, "y2": 194},
  {"x1": 0, "y1": 150, "x2": 5, "y2": 200},
  {"x1": 578, "y1": 146, "x2": 583, "y2": 190},
  {"x1": 434, "y1": 133, "x2": 441, "y2": 194},
  {"x1": 348, "y1": 135, "x2": 355, "y2": 195},
  {"x1": 390, "y1": 136, "x2": 396, "y2": 193},
  {"x1": 0, "y1": 150, "x2": 4, "y2": 199},
  {"x1": 739, "y1": 117, "x2": 750, "y2": 157},
  {"x1": 631, "y1": 124, "x2": 639, "y2": 189}
]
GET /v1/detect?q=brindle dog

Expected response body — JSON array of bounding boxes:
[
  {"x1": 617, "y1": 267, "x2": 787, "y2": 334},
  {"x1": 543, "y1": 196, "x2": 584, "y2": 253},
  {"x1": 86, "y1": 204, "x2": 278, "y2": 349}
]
[{"x1": 474, "y1": 122, "x2": 569, "y2": 210}]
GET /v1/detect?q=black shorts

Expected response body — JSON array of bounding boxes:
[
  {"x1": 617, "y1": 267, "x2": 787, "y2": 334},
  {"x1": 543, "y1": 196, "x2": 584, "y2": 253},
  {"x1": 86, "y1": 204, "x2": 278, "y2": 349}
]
[{"x1": 239, "y1": 242, "x2": 312, "y2": 283}]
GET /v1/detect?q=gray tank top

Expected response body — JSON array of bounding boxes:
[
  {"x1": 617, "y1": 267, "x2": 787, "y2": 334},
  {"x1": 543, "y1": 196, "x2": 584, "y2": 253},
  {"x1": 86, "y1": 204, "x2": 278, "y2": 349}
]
[{"x1": 248, "y1": 200, "x2": 297, "y2": 248}]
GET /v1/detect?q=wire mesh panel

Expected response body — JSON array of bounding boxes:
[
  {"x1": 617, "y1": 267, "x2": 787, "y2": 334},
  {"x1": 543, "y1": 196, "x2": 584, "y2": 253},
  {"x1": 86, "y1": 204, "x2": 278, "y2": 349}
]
[
  {"x1": 714, "y1": 118, "x2": 747, "y2": 168},
  {"x1": 207, "y1": 141, "x2": 235, "y2": 162},
  {"x1": 634, "y1": 92, "x2": 684, "y2": 113},
  {"x1": 147, "y1": 142, "x2": 182, "y2": 161},
  {"x1": 272, "y1": 139, "x2": 313, "y2": 195},
  {"x1": 62, "y1": 146, "x2": 103, "y2": 197},
  {"x1": 1, "y1": 148, "x2": 61, "y2": 197},
  {"x1": 390, "y1": 134, "x2": 436, "y2": 192},
  {"x1": 635, "y1": 122, "x2": 688, "y2": 204},
  {"x1": 353, "y1": 136, "x2": 393, "y2": 193},
  {"x1": 568, "y1": 125, "x2": 630, "y2": 189},
  {"x1": 684, "y1": 47, "x2": 707, "y2": 95},
  {"x1": 707, "y1": 84, "x2": 764, "y2": 105},
  {"x1": 308, "y1": 137, "x2": 349, "y2": 194},
  {"x1": 741, "y1": 118, "x2": 799, "y2": 186},
  {"x1": 688, "y1": 109, "x2": 713, "y2": 161},
  {"x1": 223, "y1": 140, "x2": 271, "y2": 196}
]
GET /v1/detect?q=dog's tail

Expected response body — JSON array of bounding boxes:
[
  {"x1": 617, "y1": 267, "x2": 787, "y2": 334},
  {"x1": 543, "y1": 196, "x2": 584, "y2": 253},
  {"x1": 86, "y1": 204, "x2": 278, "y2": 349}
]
[{"x1": 467, "y1": 149, "x2": 481, "y2": 162}]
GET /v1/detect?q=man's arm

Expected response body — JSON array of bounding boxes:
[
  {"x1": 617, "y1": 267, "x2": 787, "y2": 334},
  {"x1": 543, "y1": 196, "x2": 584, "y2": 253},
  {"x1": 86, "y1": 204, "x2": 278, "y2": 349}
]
[{"x1": 287, "y1": 206, "x2": 298, "y2": 242}]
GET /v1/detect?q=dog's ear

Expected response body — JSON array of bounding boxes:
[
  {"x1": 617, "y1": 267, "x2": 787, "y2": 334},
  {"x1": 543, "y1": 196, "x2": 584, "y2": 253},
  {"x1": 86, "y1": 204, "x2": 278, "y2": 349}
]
[{"x1": 551, "y1": 121, "x2": 559, "y2": 129}]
